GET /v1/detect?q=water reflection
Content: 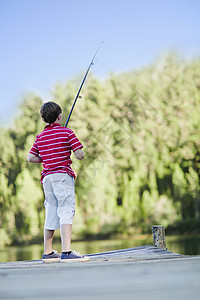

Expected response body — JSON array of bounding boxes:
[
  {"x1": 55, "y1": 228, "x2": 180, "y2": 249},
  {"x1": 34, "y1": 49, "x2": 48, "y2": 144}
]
[
  {"x1": 0, "y1": 244, "x2": 43, "y2": 263},
  {"x1": 0, "y1": 234, "x2": 200, "y2": 263},
  {"x1": 166, "y1": 235, "x2": 200, "y2": 255}
]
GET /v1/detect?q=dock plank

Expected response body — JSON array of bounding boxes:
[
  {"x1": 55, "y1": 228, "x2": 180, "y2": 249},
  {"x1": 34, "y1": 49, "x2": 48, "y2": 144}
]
[{"x1": 87, "y1": 245, "x2": 183, "y2": 262}]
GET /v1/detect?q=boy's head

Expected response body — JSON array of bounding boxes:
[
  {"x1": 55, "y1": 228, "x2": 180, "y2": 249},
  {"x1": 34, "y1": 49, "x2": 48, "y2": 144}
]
[{"x1": 40, "y1": 101, "x2": 62, "y2": 124}]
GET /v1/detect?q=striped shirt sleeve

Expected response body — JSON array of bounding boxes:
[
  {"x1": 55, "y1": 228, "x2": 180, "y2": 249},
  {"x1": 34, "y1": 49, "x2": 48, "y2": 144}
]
[
  {"x1": 29, "y1": 140, "x2": 39, "y2": 156},
  {"x1": 68, "y1": 130, "x2": 83, "y2": 152}
]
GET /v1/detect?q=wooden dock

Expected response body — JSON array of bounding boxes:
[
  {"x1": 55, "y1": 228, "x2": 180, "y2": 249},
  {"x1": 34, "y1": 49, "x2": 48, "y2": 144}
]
[{"x1": 0, "y1": 245, "x2": 200, "y2": 299}]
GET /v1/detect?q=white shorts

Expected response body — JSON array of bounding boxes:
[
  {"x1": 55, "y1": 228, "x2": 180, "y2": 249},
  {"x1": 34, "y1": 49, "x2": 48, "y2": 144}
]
[{"x1": 43, "y1": 173, "x2": 75, "y2": 230}]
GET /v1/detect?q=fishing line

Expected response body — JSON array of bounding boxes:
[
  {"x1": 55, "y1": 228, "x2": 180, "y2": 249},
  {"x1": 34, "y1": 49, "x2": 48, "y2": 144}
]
[
  {"x1": 64, "y1": 40, "x2": 104, "y2": 127},
  {"x1": 64, "y1": 28, "x2": 116, "y2": 127}
]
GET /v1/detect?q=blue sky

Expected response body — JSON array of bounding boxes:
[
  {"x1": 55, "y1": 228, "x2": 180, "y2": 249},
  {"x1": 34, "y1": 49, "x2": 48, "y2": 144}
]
[{"x1": 0, "y1": 0, "x2": 200, "y2": 125}]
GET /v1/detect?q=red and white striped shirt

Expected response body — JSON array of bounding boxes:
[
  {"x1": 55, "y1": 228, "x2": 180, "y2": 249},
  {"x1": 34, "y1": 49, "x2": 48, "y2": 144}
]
[{"x1": 29, "y1": 123, "x2": 83, "y2": 183}]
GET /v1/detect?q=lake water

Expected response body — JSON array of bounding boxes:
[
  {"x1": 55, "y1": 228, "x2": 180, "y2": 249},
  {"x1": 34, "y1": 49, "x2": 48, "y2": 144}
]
[{"x1": 0, "y1": 234, "x2": 200, "y2": 263}]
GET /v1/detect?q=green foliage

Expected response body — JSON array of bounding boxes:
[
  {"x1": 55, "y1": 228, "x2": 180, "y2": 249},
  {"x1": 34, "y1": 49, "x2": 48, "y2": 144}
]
[
  {"x1": 13, "y1": 169, "x2": 44, "y2": 243},
  {"x1": 1, "y1": 54, "x2": 200, "y2": 247}
]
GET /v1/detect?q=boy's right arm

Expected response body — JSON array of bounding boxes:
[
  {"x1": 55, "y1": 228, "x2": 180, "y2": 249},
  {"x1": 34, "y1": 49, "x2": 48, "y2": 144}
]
[{"x1": 74, "y1": 149, "x2": 84, "y2": 160}]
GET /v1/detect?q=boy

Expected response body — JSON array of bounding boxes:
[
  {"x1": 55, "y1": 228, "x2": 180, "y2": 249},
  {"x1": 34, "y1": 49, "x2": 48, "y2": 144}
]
[{"x1": 27, "y1": 101, "x2": 89, "y2": 263}]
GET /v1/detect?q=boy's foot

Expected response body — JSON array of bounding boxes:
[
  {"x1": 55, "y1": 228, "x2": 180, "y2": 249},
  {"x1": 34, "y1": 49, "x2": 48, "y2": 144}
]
[
  {"x1": 60, "y1": 250, "x2": 90, "y2": 262},
  {"x1": 42, "y1": 250, "x2": 60, "y2": 263}
]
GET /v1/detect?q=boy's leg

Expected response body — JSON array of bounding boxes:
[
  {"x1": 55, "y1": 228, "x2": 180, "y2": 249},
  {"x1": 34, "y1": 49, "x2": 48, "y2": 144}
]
[
  {"x1": 60, "y1": 224, "x2": 90, "y2": 262},
  {"x1": 44, "y1": 228, "x2": 54, "y2": 254},
  {"x1": 60, "y1": 224, "x2": 72, "y2": 252}
]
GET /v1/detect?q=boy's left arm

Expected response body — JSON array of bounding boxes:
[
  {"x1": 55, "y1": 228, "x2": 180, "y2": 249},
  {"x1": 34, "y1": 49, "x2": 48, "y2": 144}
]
[
  {"x1": 28, "y1": 139, "x2": 42, "y2": 163},
  {"x1": 27, "y1": 153, "x2": 43, "y2": 163}
]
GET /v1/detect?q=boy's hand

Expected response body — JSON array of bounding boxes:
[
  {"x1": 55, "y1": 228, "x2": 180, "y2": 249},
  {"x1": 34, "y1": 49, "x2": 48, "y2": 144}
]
[
  {"x1": 27, "y1": 153, "x2": 43, "y2": 163},
  {"x1": 74, "y1": 149, "x2": 84, "y2": 160}
]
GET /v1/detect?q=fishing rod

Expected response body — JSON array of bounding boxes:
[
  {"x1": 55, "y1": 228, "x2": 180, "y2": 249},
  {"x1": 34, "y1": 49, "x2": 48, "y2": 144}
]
[{"x1": 65, "y1": 41, "x2": 104, "y2": 127}]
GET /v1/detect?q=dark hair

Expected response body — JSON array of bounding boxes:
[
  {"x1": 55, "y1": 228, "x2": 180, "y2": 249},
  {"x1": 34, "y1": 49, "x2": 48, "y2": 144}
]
[{"x1": 40, "y1": 101, "x2": 62, "y2": 124}]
